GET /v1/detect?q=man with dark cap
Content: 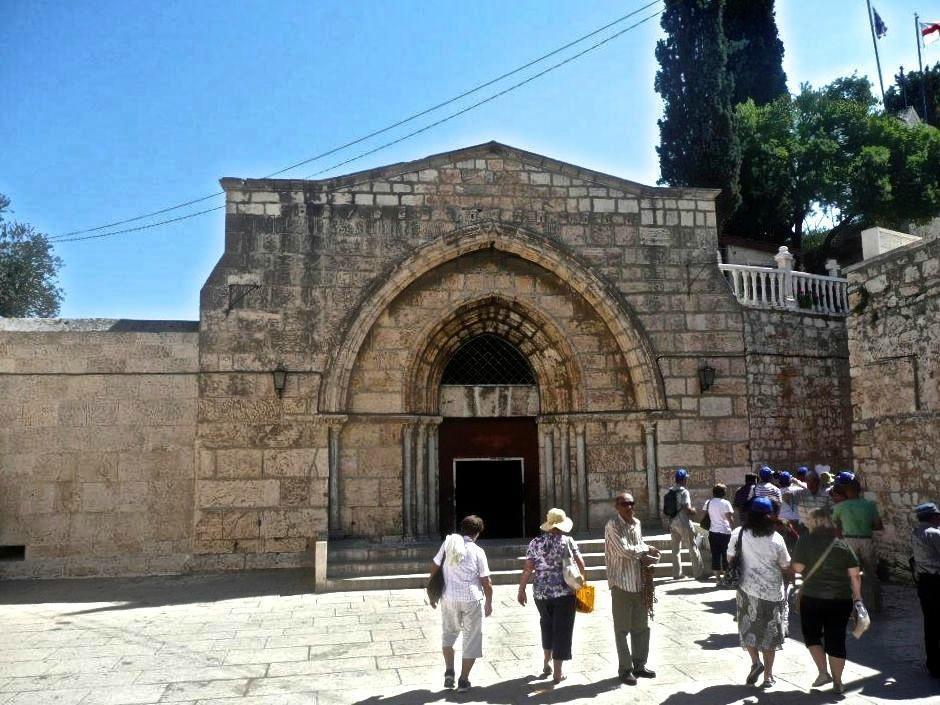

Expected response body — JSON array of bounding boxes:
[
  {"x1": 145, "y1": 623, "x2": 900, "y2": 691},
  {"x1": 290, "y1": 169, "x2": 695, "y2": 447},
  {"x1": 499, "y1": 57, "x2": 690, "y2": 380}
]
[
  {"x1": 733, "y1": 473, "x2": 758, "y2": 526},
  {"x1": 912, "y1": 502, "x2": 940, "y2": 678},
  {"x1": 832, "y1": 473, "x2": 883, "y2": 612},
  {"x1": 663, "y1": 468, "x2": 701, "y2": 579}
]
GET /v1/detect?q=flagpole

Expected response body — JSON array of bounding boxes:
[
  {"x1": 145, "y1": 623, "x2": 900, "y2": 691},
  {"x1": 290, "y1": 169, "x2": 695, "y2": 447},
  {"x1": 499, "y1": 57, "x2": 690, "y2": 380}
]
[
  {"x1": 916, "y1": 12, "x2": 929, "y2": 120},
  {"x1": 867, "y1": 0, "x2": 886, "y2": 104}
]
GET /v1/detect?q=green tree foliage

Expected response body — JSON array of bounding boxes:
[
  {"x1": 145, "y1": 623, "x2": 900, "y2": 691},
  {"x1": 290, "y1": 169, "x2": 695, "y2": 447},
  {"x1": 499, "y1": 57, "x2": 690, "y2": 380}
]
[
  {"x1": 0, "y1": 194, "x2": 64, "y2": 317},
  {"x1": 730, "y1": 76, "x2": 940, "y2": 251},
  {"x1": 655, "y1": 0, "x2": 741, "y2": 229},
  {"x1": 884, "y1": 63, "x2": 940, "y2": 128},
  {"x1": 724, "y1": 0, "x2": 787, "y2": 106}
]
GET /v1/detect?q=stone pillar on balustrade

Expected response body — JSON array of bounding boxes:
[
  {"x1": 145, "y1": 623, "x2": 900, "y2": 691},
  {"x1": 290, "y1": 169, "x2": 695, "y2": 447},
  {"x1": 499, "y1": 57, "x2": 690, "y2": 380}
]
[{"x1": 774, "y1": 245, "x2": 797, "y2": 309}]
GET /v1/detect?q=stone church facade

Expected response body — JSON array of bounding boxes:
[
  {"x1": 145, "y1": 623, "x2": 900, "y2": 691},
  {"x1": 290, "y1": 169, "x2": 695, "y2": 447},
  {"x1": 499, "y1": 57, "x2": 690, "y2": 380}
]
[{"x1": 0, "y1": 142, "x2": 855, "y2": 577}]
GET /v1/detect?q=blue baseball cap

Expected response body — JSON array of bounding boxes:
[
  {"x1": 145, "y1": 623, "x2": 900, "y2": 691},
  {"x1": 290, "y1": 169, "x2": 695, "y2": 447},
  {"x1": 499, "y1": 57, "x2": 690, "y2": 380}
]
[
  {"x1": 835, "y1": 471, "x2": 855, "y2": 485},
  {"x1": 750, "y1": 497, "x2": 774, "y2": 514},
  {"x1": 778, "y1": 471, "x2": 792, "y2": 487},
  {"x1": 675, "y1": 468, "x2": 689, "y2": 481},
  {"x1": 915, "y1": 502, "x2": 940, "y2": 520},
  {"x1": 796, "y1": 466, "x2": 809, "y2": 477},
  {"x1": 759, "y1": 466, "x2": 774, "y2": 481}
]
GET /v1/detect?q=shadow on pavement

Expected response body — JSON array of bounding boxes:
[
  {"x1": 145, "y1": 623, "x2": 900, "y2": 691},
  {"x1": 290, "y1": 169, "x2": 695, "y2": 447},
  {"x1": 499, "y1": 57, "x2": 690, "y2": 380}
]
[
  {"x1": 694, "y1": 632, "x2": 740, "y2": 650},
  {"x1": 352, "y1": 676, "x2": 623, "y2": 705},
  {"x1": 0, "y1": 569, "x2": 313, "y2": 611},
  {"x1": 658, "y1": 683, "x2": 836, "y2": 705}
]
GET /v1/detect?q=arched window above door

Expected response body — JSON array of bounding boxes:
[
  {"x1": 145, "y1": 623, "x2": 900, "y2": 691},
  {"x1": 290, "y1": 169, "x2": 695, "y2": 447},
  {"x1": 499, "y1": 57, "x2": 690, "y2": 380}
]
[{"x1": 441, "y1": 334, "x2": 536, "y2": 385}]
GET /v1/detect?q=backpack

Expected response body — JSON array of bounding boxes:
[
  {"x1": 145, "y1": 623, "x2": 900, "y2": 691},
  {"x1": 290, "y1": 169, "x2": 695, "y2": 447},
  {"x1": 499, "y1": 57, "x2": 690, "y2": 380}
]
[{"x1": 663, "y1": 487, "x2": 681, "y2": 518}]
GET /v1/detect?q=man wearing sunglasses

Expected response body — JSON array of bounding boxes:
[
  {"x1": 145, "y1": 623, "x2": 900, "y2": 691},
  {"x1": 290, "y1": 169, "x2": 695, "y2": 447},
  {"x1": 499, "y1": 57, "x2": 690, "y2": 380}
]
[{"x1": 605, "y1": 492, "x2": 661, "y2": 685}]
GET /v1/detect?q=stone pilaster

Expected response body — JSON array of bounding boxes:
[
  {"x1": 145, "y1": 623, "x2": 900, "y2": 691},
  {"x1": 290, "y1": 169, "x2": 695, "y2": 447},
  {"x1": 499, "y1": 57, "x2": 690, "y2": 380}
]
[
  {"x1": 538, "y1": 420, "x2": 555, "y2": 512},
  {"x1": 426, "y1": 419, "x2": 441, "y2": 538},
  {"x1": 326, "y1": 415, "x2": 347, "y2": 537},
  {"x1": 574, "y1": 423, "x2": 588, "y2": 530},
  {"x1": 643, "y1": 421, "x2": 658, "y2": 521},
  {"x1": 402, "y1": 423, "x2": 415, "y2": 539}
]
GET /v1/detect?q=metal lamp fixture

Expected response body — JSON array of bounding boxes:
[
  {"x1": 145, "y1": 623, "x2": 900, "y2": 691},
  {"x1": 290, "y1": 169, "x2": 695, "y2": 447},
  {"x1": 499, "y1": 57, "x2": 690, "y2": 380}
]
[
  {"x1": 272, "y1": 367, "x2": 288, "y2": 398},
  {"x1": 698, "y1": 362, "x2": 716, "y2": 393}
]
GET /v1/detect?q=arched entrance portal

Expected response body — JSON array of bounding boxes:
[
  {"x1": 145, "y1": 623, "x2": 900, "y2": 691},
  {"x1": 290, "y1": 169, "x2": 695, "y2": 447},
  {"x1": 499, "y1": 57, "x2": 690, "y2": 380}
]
[{"x1": 436, "y1": 334, "x2": 541, "y2": 538}]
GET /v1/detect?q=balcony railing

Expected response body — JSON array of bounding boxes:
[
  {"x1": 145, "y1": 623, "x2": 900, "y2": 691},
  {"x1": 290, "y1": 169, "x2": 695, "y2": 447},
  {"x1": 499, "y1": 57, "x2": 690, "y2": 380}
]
[{"x1": 717, "y1": 247, "x2": 849, "y2": 315}]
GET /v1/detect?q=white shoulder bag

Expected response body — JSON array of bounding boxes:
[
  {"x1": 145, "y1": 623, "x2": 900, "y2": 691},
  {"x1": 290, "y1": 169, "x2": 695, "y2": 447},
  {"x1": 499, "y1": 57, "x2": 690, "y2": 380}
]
[{"x1": 562, "y1": 537, "x2": 584, "y2": 591}]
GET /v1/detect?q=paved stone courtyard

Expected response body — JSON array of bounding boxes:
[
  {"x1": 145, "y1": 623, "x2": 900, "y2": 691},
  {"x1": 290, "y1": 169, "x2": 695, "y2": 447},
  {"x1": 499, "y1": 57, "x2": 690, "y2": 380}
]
[{"x1": 0, "y1": 572, "x2": 936, "y2": 705}]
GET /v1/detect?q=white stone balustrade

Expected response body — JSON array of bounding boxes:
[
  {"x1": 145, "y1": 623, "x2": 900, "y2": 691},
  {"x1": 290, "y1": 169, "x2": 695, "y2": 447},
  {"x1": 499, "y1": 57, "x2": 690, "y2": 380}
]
[{"x1": 718, "y1": 246, "x2": 849, "y2": 315}]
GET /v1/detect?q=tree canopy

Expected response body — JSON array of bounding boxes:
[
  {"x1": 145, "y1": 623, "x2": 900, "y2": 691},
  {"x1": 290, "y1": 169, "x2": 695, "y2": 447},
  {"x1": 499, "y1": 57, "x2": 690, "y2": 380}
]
[
  {"x1": 884, "y1": 63, "x2": 940, "y2": 128},
  {"x1": 0, "y1": 195, "x2": 64, "y2": 317},
  {"x1": 730, "y1": 76, "x2": 940, "y2": 250},
  {"x1": 655, "y1": 0, "x2": 741, "y2": 227},
  {"x1": 724, "y1": 0, "x2": 787, "y2": 107}
]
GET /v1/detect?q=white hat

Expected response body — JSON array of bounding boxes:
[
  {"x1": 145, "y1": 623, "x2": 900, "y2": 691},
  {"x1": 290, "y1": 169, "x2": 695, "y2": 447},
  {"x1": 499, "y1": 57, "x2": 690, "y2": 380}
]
[{"x1": 540, "y1": 508, "x2": 573, "y2": 533}]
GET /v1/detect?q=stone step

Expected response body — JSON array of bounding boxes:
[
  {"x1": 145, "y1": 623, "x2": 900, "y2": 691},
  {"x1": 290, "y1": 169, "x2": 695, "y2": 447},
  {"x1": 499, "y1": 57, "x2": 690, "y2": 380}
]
[{"x1": 324, "y1": 562, "x2": 692, "y2": 592}]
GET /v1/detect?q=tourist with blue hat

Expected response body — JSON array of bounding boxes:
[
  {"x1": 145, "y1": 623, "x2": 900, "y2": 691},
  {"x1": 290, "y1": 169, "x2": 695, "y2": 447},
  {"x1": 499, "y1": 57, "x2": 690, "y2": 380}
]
[
  {"x1": 912, "y1": 502, "x2": 940, "y2": 678},
  {"x1": 662, "y1": 468, "x2": 702, "y2": 580},
  {"x1": 832, "y1": 472, "x2": 883, "y2": 612},
  {"x1": 727, "y1": 496, "x2": 792, "y2": 689},
  {"x1": 754, "y1": 465, "x2": 782, "y2": 506}
]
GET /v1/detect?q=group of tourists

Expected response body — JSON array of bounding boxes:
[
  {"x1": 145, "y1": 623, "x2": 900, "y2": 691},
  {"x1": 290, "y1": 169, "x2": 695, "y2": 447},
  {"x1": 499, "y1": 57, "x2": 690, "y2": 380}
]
[{"x1": 427, "y1": 467, "x2": 940, "y2": 693}]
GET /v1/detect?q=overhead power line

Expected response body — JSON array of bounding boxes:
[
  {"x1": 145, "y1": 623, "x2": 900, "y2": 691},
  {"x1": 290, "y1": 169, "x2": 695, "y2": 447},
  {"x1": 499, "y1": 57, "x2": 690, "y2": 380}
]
[{"x1": 51, "y1": 2, "x2": 663, "y2": 244}]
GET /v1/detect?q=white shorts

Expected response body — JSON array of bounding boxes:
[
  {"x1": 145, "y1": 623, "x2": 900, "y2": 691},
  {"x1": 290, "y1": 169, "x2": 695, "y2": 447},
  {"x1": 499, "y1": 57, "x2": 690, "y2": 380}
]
[{"x1": 441, "y1": 599, "x2": 484, "y2": 659}]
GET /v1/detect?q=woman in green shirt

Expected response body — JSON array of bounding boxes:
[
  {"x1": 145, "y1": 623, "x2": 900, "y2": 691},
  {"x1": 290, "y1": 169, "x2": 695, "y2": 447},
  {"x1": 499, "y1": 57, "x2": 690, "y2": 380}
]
[{"x1": 791, "y1": 508, "x2": 862, "y2": 695}]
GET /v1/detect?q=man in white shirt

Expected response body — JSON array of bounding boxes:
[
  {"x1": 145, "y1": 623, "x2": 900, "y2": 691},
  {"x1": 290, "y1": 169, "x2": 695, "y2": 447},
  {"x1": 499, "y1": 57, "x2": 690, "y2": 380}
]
[
  {"x1": 664, "y1": 468, "x2": 702, "y2": 579},
  {"x1": 429, "y1": 515, "x2": 493, "y2": 692},
  {"x1": 605, "y1": 492, "x2": 660, "y2": 685}
]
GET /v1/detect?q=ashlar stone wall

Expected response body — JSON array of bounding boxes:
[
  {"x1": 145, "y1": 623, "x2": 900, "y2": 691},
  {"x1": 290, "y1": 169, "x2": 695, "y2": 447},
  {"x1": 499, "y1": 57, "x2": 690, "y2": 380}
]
[
  {"x1": 846, "y1": 236, "x2": 940, "y2": 568},
  {"x1": 0, "y1": 320, "x2": 198, "y2": 578}
]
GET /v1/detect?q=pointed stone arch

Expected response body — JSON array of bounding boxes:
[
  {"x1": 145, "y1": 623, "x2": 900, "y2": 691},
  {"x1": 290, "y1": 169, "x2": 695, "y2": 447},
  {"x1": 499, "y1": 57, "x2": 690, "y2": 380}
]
[
  {"x1": 320, "y1": 221, "x2": 665, "y2": 413},
  {"x1": 405, "y1": 294, "x2": 585, "y2": 415}
]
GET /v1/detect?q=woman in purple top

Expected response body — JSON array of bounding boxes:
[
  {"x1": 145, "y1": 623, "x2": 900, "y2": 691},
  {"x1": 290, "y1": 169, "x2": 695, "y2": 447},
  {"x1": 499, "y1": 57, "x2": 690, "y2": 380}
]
[{"x1": 517, "y1": 508, "x2": 585, "y2": 684}]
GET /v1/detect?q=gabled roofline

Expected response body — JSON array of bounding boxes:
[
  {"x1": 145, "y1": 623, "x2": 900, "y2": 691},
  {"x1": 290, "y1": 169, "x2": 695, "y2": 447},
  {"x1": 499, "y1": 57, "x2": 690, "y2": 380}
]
[{"x1": 220, "y1": 140, "x2": 721, "y2": 200}]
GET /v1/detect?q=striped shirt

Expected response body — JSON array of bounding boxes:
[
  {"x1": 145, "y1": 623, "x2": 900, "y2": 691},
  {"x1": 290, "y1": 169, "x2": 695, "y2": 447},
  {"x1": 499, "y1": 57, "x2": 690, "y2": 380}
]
[
  {"x1": 604, "y1": 516, "x2": 649, "y2": 593},
  {"x1": 753, "y1": 482, "x2": 782, "y2": 506},
  {"x1": 792, "y1": 487, "x2": 831, "y2": 524}
]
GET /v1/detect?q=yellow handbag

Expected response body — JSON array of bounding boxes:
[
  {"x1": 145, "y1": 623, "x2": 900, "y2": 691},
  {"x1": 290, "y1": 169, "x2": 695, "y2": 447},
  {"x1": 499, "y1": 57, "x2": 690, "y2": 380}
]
[{"x1": 575, "y1": 583, "x2": 595, "y2": 613}]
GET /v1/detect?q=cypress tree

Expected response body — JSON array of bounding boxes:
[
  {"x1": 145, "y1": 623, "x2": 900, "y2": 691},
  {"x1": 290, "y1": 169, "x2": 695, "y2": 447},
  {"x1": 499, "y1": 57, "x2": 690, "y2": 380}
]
[
  {"x1": 655, "y1": 0, "x2": 741, "y2": 229},
  {"x1": 724, "y1": 0, "x2": 788, "y2": 106}
]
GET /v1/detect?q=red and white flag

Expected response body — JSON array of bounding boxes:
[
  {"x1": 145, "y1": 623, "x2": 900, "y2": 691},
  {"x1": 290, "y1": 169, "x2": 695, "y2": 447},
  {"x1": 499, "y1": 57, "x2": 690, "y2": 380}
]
[{"x1": 921, "y1": 20, "x2": 940, "y2": 46}]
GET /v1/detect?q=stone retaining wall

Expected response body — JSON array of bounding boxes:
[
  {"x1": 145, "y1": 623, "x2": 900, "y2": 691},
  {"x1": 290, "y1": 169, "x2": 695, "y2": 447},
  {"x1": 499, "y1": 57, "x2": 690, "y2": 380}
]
[
  {"x1": 743, "y1": 309, "x2": 853, "y2": 472},
  {"x1": 846, "y1": 236, "x2": 940, "y2": 569}
]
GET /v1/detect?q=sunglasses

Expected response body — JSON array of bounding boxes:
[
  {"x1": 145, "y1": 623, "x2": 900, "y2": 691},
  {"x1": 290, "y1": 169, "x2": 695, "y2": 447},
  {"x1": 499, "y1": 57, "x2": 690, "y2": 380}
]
[{"x1": 616, "y1": 500, "x2": 635, "y2": 507}]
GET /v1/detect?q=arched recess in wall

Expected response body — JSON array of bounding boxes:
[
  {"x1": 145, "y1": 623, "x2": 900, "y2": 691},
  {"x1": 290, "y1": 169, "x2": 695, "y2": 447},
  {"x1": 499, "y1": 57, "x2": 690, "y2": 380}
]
[
  {"x1": 405, "y1": 294, "x2": 585, "y2": 415},
  {"x1": 319, "y1": 221, "x2": 666, "y2": 413}
]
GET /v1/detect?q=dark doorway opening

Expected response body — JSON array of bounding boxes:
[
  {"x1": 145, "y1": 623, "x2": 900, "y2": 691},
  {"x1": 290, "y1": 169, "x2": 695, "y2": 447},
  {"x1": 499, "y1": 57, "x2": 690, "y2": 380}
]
[
  {"x1": 454, "y1": 459, "x2": 525, "y2": 539},
  {"x1": 438, "y1": 417, "x2": 539, "y2": 538}
]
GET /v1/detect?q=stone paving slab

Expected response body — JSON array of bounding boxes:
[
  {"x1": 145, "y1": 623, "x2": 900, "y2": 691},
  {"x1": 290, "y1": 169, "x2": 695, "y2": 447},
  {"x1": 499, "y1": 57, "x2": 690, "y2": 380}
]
[{"x1": 0, "y1": 569, "x2": 937, "y2": 704}]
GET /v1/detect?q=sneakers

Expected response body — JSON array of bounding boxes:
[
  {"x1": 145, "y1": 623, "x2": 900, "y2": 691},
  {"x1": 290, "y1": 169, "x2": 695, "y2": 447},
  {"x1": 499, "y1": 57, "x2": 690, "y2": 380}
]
[
  {"x1": 811, "y1": 673, "x2": 833, "y2": 688},
  {"x1": 457, "y1": 678, "x2": 471, "y2": 692},
  {"x1": 745, "y1": 661, "x2": 765, "y2": 685},
  {"x1": 443, "y1": 670, "x2": 455, "y2": 689}
]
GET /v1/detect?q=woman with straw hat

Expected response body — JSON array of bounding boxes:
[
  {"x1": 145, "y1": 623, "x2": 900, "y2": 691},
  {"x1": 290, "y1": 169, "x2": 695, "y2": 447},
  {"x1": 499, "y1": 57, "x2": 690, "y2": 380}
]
[{"x1": 517, "y1": 508, "x2": 586, "y2": 685}]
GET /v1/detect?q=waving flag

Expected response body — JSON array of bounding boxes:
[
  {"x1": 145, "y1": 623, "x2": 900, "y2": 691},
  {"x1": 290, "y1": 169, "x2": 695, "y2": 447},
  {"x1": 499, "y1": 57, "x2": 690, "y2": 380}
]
[
  {"x1": 873, "y1": 7, "x2": 888, "y2": 39},
  {"x1": 922, "y1": 20, "x2": 940, "y2": 46}
]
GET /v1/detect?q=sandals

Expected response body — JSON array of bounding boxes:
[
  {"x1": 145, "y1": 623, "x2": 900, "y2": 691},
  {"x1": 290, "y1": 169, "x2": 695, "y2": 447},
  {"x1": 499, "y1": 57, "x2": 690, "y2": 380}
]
[
  {"x1": 812, "y1": 673, "x2": 833, "y2": 688},
  {"x1": 540, "y1": 665, "x2": 552, "y2": 678}
]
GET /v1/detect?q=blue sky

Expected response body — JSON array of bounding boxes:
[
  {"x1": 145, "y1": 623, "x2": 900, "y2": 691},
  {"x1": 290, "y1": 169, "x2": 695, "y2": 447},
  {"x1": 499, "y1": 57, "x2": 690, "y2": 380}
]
[{"x1": 2, "y1": 0, "x2": 934, "y2": 320}]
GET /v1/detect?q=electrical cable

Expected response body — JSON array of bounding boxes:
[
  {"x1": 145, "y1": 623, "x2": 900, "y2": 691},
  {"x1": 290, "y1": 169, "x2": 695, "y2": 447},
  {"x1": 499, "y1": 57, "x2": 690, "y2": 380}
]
[{"x1": 51, "y1": 3, "x2": 663, "y2": 244}]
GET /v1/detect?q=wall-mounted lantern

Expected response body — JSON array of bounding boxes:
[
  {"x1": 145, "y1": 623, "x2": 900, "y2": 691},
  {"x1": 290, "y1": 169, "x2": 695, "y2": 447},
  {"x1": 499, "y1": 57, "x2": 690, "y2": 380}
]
[
  {"x1": 272, "y1": 367, "x2": 288, "y2": 398},
  {"x1": 698, "y1": 362, "x2": 716, "y2": 393}
]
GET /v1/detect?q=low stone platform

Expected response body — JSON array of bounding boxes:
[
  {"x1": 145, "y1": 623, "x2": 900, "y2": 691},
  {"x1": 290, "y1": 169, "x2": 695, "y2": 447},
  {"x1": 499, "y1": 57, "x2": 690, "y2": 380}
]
[{"x1": 0, "y1": 569, "x2": 935, "y2": 704}]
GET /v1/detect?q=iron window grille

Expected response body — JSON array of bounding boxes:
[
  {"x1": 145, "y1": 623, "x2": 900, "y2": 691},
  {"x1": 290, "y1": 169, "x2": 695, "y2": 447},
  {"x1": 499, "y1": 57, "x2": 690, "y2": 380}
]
[{"x1": 441, "y1": 334, "x2": 536, "y2": 385}]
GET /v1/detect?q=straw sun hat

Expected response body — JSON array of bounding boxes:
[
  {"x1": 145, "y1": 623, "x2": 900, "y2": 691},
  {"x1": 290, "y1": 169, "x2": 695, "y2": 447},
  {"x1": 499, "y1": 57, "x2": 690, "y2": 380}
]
[{"x1": 540, "y1": 508, "x2": 573, "y2": 533}]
